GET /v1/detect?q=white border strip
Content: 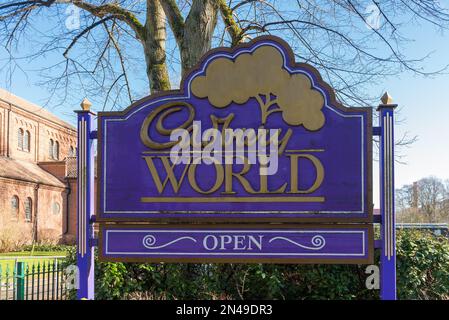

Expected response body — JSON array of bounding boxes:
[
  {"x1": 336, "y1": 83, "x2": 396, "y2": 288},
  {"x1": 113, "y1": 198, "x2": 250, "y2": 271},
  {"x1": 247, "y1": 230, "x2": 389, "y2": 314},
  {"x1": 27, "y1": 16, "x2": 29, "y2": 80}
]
[
  {"x1": 105, "y1": 229, "x2": 367, "y2": 257},
  {"x1": 101, "y1": 41, "x2": 367, "y2": 215}
]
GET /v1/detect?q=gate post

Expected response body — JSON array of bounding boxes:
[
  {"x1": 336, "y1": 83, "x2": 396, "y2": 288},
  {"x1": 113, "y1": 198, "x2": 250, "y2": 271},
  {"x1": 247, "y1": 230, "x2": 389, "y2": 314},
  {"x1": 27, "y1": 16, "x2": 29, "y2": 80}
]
[
  {"x1": 378, "y1": 92, "x2": 397, "y2": 300},
  {"x1": 76, "y1": 98, "x2": 96, "y2": 300},
  {"x1": 16, "y1": 261, "x2": 25, "y2": 300}
]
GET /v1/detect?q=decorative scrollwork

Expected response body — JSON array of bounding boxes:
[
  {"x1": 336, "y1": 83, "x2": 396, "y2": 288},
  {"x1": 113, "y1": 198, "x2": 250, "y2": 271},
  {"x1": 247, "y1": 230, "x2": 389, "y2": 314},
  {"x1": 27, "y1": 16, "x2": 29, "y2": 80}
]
[
  {"x1": 142, "y1": 235, "x2": 157, "y2": 248},
  {"x1": 268, "y1": 235, "x2": 326, "y2": 250},
  {"x1": 142, "y1": 234, "x2": 197, "y2": 250}
]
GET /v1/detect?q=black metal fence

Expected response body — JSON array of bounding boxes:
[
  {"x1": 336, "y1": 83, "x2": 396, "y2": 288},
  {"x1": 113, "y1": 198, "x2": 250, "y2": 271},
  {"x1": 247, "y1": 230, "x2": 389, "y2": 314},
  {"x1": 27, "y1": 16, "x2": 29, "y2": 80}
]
[{"x1": 0, "y1": 258, "x2": 69, "y2": 300}]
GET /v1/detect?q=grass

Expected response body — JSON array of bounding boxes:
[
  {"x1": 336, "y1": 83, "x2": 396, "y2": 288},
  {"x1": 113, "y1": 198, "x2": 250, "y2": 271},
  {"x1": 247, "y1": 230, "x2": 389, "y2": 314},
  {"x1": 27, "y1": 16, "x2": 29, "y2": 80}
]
[{"x1": 0, "y1": 251, "x2": 67, "y2": 277}]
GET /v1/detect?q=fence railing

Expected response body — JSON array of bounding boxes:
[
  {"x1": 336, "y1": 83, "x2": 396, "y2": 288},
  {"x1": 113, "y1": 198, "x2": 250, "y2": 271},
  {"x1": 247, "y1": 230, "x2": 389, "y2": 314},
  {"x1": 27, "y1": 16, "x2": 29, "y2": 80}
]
[{"x1": 0, "y1": 258, "x2": 68, "y2": 300}]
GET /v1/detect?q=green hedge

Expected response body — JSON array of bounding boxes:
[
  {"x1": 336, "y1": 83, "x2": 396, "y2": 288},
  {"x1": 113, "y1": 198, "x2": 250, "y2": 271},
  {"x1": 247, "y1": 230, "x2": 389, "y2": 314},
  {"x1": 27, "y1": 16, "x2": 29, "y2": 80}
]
[
  {"x1": 20, "y1": 243, "x2": 70, "y2": 252},
  {"x1": 64, "y1": 230, "x2": 449, "y2": 300}
]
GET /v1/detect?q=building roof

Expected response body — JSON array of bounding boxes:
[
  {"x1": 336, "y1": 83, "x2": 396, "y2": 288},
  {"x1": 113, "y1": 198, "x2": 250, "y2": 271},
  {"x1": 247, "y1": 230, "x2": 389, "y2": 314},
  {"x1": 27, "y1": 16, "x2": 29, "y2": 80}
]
[
  {"x1": 0, "y1": 156, "x2": 66, "y2": 188},
  {"x1": 0, "y1": 88, "x2": 76, "y2": 131}
]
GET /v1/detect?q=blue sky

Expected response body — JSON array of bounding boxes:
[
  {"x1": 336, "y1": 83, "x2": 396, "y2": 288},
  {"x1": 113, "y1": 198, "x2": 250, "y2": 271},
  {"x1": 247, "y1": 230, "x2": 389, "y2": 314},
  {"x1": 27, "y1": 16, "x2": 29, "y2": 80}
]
[
  {"x1": 372, "y1": 18, "x2": 449, "y2": 192},
  {"x1": 0, "y1": 4, "x2": 448, "y2": 206}
]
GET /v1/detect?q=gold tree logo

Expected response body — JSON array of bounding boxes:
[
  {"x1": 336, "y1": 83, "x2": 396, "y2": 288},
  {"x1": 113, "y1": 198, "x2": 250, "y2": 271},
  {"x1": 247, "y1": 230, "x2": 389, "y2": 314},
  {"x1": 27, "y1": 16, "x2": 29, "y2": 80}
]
[{"x1": 191, "y1": 45, "x2": 325, "y2": 131}]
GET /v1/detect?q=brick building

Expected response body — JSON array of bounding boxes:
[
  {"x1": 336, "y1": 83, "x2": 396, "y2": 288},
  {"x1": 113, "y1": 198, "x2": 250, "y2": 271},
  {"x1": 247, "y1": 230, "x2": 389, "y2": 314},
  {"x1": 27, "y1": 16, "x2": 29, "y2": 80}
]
[{"x1": 0, "y1": 88, "x2": 78, "y2": 246}]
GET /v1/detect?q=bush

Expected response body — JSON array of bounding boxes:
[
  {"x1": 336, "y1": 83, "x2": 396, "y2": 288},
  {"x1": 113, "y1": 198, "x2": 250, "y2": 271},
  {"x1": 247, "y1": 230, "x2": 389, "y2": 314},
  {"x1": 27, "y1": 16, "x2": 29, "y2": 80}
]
[
  {"x1": 0, "y1": 225, "x2": 33, "y2": 253},
  {"x1": 64, "y1": 230, "x2": 449, "y2": 300},
  {"x1": 20, "y1": 242, "x2": 70, "y2": 252},
  {"x1": 397, "y1": 230, "x2": 449, "y2": 299}
]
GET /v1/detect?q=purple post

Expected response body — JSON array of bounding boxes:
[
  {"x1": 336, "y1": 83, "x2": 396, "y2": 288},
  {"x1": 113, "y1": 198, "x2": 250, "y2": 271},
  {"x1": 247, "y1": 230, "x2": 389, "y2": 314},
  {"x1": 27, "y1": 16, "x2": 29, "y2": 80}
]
[
  {"x1": 76, "y1": 100, "x2": 96, "y2": 300},
  {"x1": 378, "y1": 93, "x2": 397, "y2": 300}
]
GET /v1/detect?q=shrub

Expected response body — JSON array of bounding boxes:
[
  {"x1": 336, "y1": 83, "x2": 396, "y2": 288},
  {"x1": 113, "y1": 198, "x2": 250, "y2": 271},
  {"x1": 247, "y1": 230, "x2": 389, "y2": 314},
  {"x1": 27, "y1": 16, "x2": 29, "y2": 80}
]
[
  {"x1": 397, "y1": 230, "x2": 449, "y2": 299},
  {"x1": 0, "y1": 225, "x2": 32, "y2": 253},
  {"x1": 20, "y1": 242, "x2": 70, "y2": 252},
  {"x1": 64, "y1": 230, "x2": 449, "y2": 300}
]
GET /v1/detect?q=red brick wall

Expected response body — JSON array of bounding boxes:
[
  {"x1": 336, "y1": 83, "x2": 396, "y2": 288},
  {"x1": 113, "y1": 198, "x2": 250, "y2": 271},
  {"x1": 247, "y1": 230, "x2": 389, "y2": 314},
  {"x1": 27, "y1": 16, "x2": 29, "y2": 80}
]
[
  {"x1": 0, "y1": 110, "x2": 4, "y2": 156},
  {"x1": 0, "y1": 93, "x2": 77, "y2": 246},
  {"x1": 8, "y1": 110, "x2": 39, "y2": 162},
  {"x1": 38, "y1": 125, "x2": 77, "y2": 162},
  {"x1": 0, "y1": 100, "x2": 77, "y2": 163},
  {"x1": 38, "y1": 161, "x2": 66, "y2": 181},
  {"x1": 0, "y1": 177, "x2": 67, "y2": 248},
  {"x1": 65, "y1": 179, "x2": 77, "y2": 244},
  {"x1": 0, "y1": 103, "x2": 9, "y2": 157},
  {"x1": 35, "y1": 185, "x2": 67, "y2": 242},
  {"x1": 64, "y1": 178, "x2": 97, "y2": 244},
  {"x1": 0, "y1": 178, "x2": 34, "y2": 247}
]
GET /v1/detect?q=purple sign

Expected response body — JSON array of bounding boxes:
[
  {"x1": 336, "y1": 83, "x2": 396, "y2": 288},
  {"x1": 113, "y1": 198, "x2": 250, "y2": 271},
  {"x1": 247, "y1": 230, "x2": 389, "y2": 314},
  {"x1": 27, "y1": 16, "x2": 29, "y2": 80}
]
[
  {"x1": 97, "y1": 36, "x2": 372, "y2": 221},
  {"x1": 99, "y1": 225, "x2": 373, "y2": 264}
]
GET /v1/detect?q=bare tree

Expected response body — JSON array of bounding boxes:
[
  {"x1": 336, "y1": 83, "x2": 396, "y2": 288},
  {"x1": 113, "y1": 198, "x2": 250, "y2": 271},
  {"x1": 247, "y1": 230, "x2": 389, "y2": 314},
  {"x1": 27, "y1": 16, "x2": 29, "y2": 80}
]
[
  {"x1": 396, "y1": 176, "x2": 449, "y2": 223},
  {"x1": 417, "y1": 177, "x2": 446, "y2": 223},
  {"x1": 1, "y1": 1, "x2": 449, "y2": 110},
  {"x1": 396, "y1": 183, "x2": 413, "y2": 212}
]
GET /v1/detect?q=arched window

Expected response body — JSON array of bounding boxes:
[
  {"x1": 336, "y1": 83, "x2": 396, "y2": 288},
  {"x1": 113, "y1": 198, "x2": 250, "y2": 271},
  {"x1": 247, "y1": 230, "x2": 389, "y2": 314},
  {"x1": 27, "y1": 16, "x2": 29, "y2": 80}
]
[
  {"x1": 52, "y1": 202, "x2": 60, "y2": 215},
  {"x1": 69, "y1": 146, "x2": 75, "y2": 157},
  {"x1": 11, "y1": 196, "x2": 19, "y2": 217},
  {"x1": 49, "y1": 139, "x2": 54, "y2": 159},
  {"x1": 25, "y1": 197, "x2": 32, "y2": 222},
  {"x1": 23, "y1": 130, "x2": 30, "y2": 152},
  {"x1": 53, "y1": 141, "x2": 59, "y2": 160},
  {"x1": 17, "y1": 128, "x2": 23, "y2": 150}
]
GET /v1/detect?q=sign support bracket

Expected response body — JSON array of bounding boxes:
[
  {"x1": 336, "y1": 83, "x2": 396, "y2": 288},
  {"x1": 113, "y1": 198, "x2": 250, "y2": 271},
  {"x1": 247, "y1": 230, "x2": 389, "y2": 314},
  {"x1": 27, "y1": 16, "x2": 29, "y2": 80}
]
[
  {"x1": 378, "y1": 94, "x2": 397, "y2": 300},
  {"x1": 76, "y1": 104, "x2": 97, "y2": 300},
  {"x1": 73, "y1": 38, "x2": 396, "y2": 300}
]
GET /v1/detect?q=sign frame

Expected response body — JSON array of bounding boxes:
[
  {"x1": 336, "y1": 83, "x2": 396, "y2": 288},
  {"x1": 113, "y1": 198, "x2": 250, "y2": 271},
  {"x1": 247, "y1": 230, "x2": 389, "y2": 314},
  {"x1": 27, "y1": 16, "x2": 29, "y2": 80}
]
[
  {"x1": 76, "y1": 35, "x2": 397, "y2": 300},
  {"x1": 99, "y1": 223, "x2": 374, "y2": 265},
  {"x1": 95, "y1": 36, "x2": 373, "y2": 224}
]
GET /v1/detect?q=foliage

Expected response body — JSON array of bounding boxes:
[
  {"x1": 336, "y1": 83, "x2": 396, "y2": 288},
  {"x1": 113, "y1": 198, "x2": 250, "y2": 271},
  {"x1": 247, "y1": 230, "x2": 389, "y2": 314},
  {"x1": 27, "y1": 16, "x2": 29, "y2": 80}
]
[
  {"x1": 0, "y1": 251, "x2": 66, "y2": 257},
  {"x1": 0, "y1": 225, "x2": 32, "y2": 253},
  {"x1": 64, "y1": 230, "x2": 449, "y2": 300},
  {"x1": 397, "y1": 230, "x2": 449, "y2": 300},
  {"x1": 0, "y1": 227, "x2": 69, "y2": 253},
  {"x1": 20, "y1": 243, "x2": 70, "y2": 252}
]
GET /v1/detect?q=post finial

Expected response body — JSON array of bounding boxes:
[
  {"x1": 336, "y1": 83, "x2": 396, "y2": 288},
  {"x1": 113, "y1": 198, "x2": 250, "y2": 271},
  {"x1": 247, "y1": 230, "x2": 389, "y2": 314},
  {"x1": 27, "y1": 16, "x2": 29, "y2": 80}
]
[
  {"x1": 381, "y1": 92, "x2": 393, "y2": 105},
  {"x1": 80, "y1": 98, "x2": 92, "y2": 111}
]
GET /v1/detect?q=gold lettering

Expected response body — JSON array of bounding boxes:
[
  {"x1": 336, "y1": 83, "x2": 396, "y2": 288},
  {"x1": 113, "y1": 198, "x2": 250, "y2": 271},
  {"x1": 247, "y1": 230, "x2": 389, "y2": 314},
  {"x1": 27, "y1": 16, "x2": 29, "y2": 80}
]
[
  {"x1": 140, "y1": 102, "x2": 195, "y2": 150},
  {"x1": 257, "y1": 168, "x2": 287, "y2": 194},
  {"x1": 143, "y1": 156, "x2": 189, "y2": 193},
  {"x1": 223, "y1": 157, "x2": 257, "y2": 194},
  {"x1": 258, "y1": 128, "x2": 292, "y2": 155},
  {"x1": 188, "y1": 163, "x2": 224, "y2": 194},
  {"x1": 288, "y1": 154, "x2": 324, "y2": 193}
]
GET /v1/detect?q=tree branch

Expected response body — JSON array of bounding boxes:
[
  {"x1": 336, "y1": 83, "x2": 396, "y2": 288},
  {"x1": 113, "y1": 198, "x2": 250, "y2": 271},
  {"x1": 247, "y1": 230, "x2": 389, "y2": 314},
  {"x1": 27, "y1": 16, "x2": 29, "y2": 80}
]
[
  {"x1": 217, "y1": 0, "x2": 244, "y2": 46},
  {"x1": 104, "y1": 21, "x2": 133, "y2": 104},
  {"x1": 0, "y1": 1, "x2": 146, "y2": 41},
  {"x1": 71, "y1": 1, "x2": 146, "y2": 41},
  {"x1": 63, "y1": 16, "x2": 113, "y2": 58},
  {"x1": 160, "y1": 0, "x2": 185, "y2": 45}
]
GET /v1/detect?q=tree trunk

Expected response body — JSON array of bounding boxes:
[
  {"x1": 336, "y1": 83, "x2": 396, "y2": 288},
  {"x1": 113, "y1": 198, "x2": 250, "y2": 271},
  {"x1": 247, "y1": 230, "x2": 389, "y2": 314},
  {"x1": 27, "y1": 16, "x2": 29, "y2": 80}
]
[
  {"x1": 143, "y1": 0, "x2": 218, "y2": 92},
  {"x1": 180, "y1": 0, "x2": 218, "y2": 76},
  {"x1": 144, "y1": 0, "x2": 171, "y2": 93}
]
